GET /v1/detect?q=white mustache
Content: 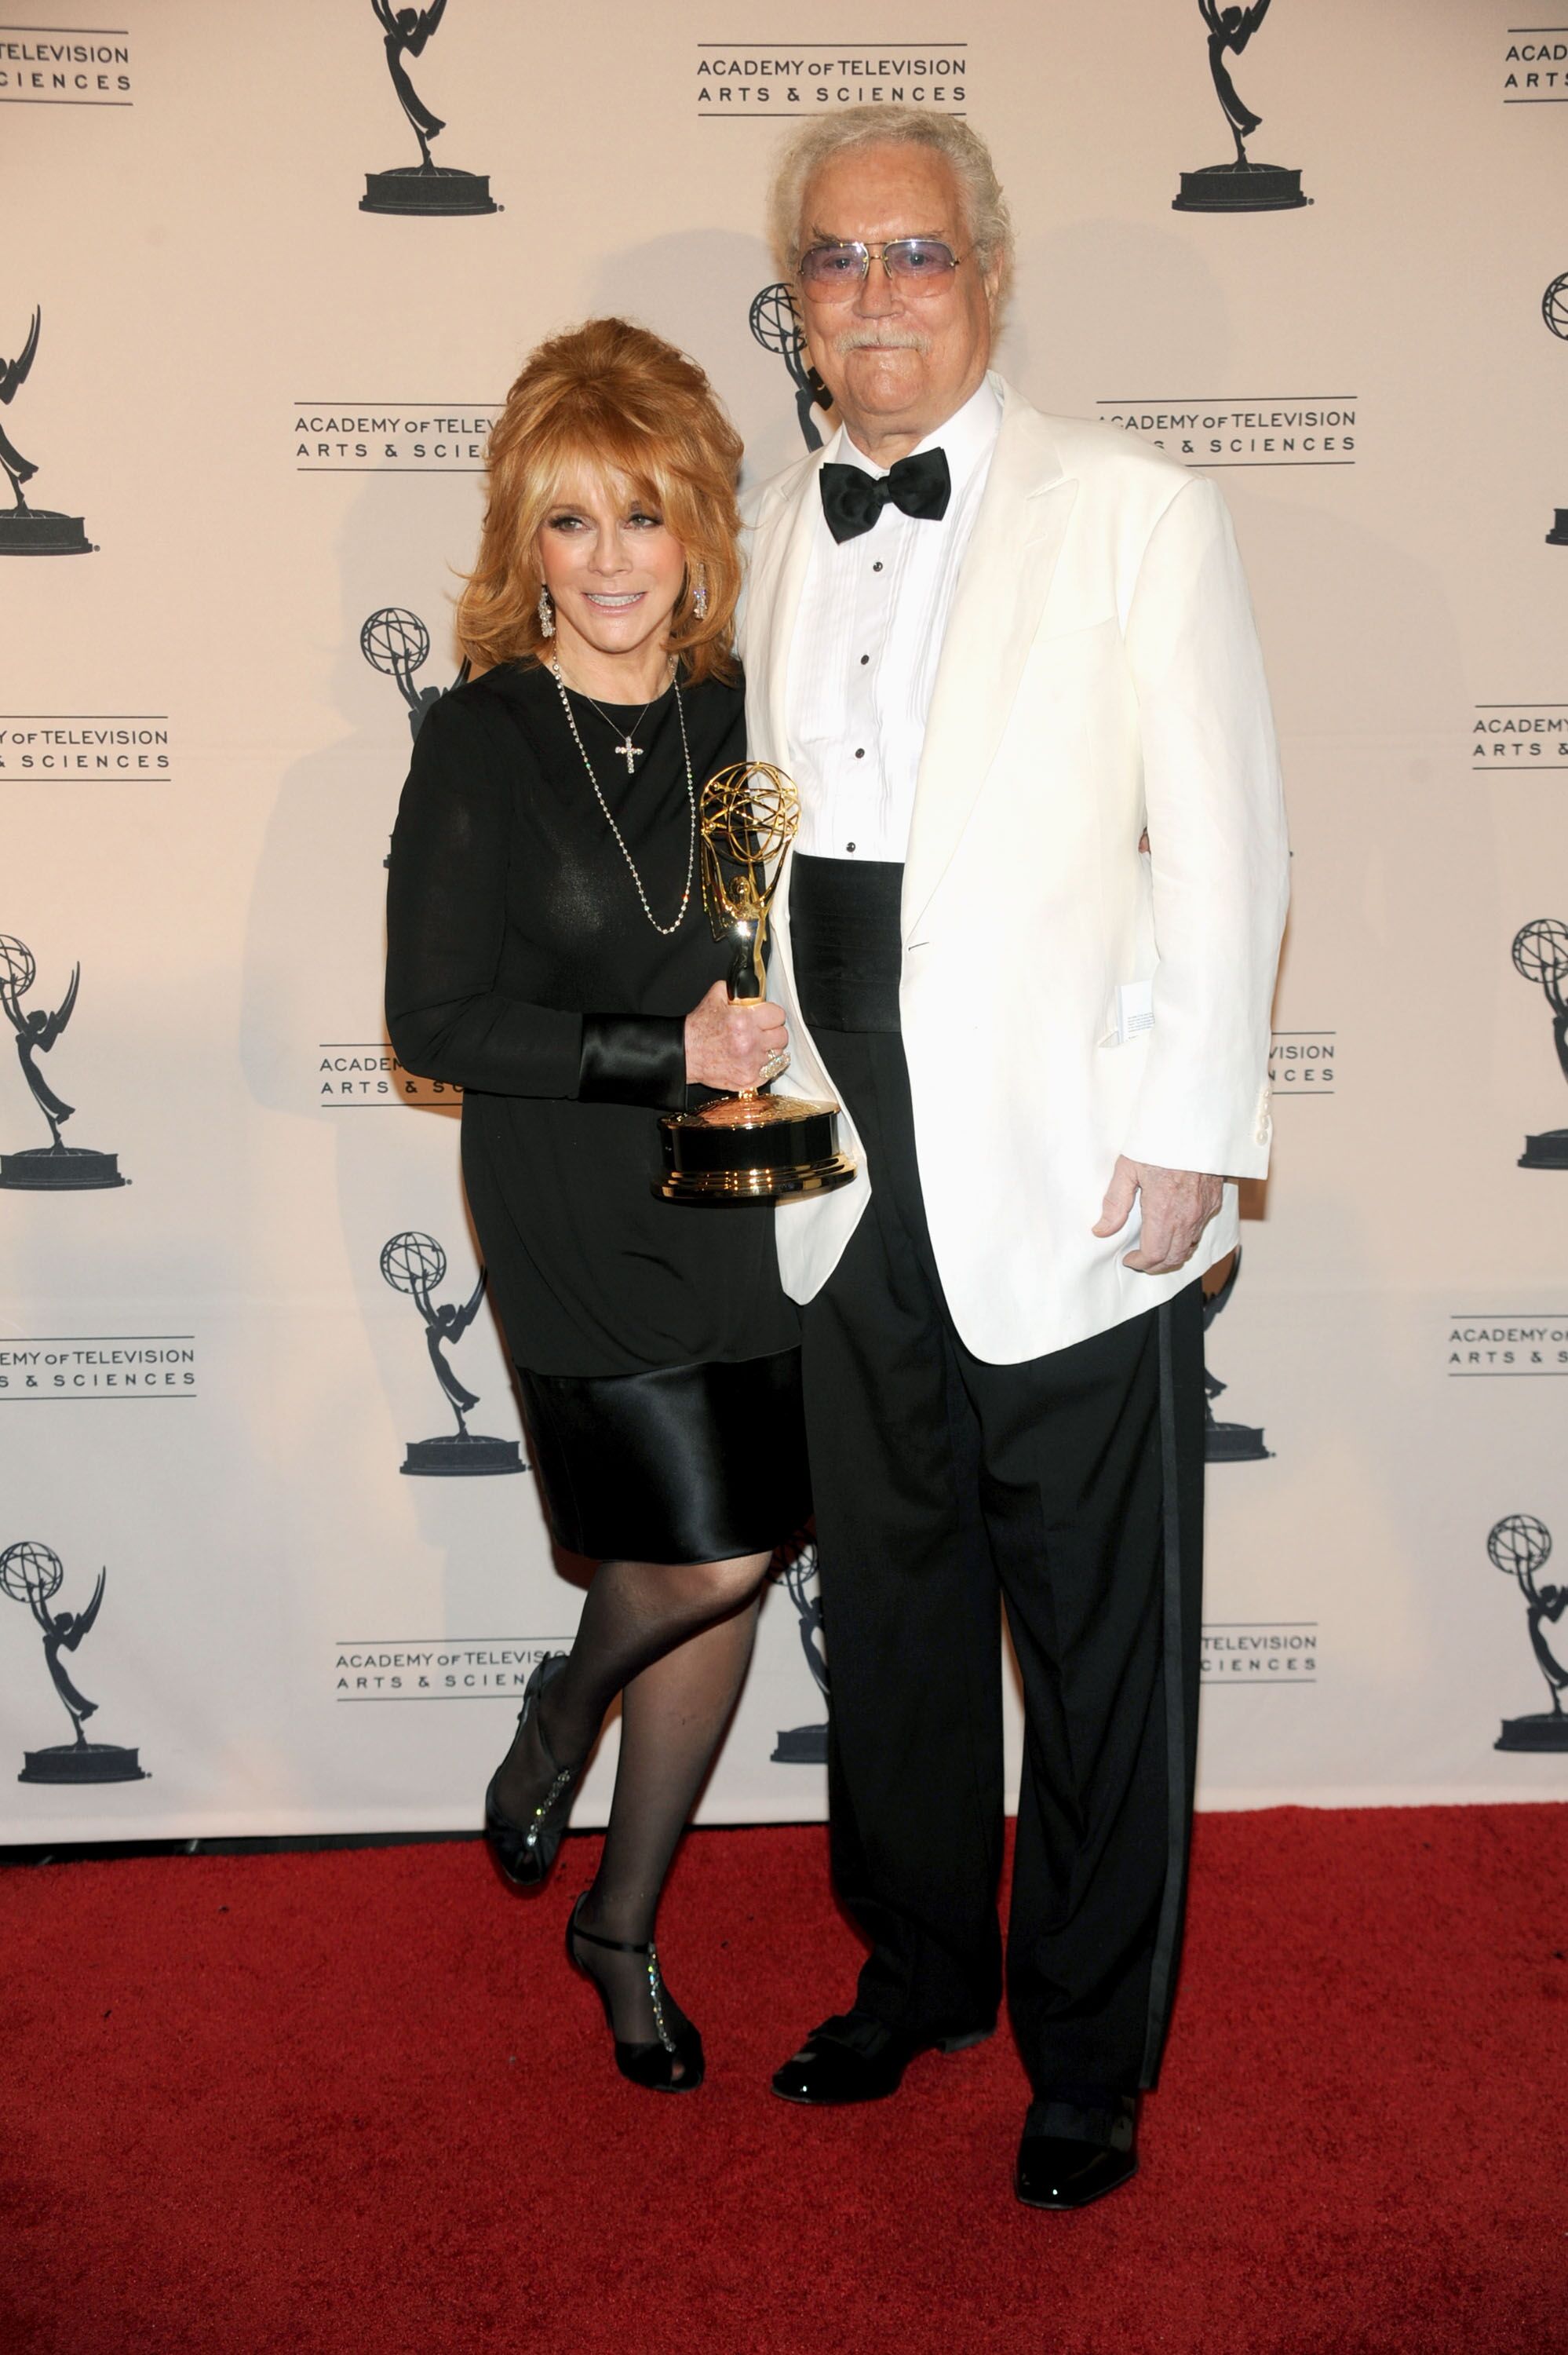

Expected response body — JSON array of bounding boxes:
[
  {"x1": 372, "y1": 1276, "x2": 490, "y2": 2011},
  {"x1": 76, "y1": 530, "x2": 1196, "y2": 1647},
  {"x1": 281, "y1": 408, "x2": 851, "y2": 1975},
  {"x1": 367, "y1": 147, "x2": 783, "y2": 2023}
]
[{"x1": 830, "y1": 327, "x2": 931, "y2": 355}]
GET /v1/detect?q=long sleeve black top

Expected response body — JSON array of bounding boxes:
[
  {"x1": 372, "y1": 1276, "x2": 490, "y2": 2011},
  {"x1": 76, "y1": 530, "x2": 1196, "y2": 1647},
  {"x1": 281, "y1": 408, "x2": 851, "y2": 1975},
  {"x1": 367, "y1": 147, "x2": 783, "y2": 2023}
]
[{"x1": 385, "y1": 660, "x2": 797, "y2": 1378}]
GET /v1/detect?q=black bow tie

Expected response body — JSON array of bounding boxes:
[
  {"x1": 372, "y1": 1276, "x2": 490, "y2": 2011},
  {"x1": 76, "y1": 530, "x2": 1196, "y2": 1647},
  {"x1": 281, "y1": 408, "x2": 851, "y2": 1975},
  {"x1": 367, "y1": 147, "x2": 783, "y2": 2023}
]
[{"x1": 819, "y1": 447, "x2": 952, "y2": 543}]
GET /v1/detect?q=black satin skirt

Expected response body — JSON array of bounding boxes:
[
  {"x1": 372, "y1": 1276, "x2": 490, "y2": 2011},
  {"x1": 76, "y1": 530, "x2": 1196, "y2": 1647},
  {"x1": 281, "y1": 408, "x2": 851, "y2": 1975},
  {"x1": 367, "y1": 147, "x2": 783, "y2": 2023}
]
[{"x1": 517, "y1": 1345, "x2": 811, "y2": 1565}]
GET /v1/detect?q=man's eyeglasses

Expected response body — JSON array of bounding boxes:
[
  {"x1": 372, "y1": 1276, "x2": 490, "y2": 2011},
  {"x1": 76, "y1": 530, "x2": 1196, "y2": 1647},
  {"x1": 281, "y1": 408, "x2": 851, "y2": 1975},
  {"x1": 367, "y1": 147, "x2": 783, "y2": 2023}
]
[{"x1": 797, "y1": 239, "x2": 967, "y2": 296}]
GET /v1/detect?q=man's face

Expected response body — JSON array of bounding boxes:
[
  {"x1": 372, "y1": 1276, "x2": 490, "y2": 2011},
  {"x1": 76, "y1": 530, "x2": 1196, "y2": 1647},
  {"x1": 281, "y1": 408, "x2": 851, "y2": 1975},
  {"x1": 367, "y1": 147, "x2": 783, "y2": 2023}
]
[{"x1": 796, "y1": 143, "x2": 997, "y2": 451}]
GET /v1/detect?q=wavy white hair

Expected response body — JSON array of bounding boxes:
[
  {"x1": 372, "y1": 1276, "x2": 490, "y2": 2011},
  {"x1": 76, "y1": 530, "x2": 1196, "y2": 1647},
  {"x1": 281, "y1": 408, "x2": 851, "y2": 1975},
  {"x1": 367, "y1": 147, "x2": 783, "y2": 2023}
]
[{"x1": 767, "y1": 108, "x2": 1014, "y2": 304}]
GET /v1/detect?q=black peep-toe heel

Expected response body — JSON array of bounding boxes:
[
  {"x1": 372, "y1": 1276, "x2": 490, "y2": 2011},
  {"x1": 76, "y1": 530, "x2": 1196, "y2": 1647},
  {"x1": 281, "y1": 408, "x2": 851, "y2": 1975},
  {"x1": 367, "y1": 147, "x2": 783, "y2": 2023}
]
[
  {"x1": 567, "y1": 1893, "x2": 706, "y2": 2094},
  {"x1": 483, "y1": 1652, "x2": 578, "y2": 1890}
]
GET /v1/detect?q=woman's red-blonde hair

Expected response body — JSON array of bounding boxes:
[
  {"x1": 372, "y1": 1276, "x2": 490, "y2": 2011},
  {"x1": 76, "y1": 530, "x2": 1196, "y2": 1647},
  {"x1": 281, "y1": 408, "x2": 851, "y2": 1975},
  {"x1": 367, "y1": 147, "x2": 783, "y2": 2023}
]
[{"x1": 457, "y1": 317, "x2": 743, "y2": 685}]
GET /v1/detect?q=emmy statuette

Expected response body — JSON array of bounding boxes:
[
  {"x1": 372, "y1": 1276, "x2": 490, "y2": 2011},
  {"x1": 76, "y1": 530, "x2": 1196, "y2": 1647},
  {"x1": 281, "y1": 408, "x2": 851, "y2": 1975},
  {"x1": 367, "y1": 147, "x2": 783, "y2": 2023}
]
[
  {"x1": 1172, "y1": 0, "x2": 1311, "y2": 215},
  {"x1": 1543, "y1": 275, "x2": 1568, "y2": 545},
  {"x1": 380, "y1": 1231, "x2": 524, "y2": 1474},
  {"x1": 2, "y1": 1541, "x2": 147, "y2": 1784},
  {"x1": 655, "y1": 764, "x2": 855, "y2": 1204},
  {"x1": 0, "y1": 936, "x2": 126, "y2": 1189},
  {"x1": 360, "y1": 0, "x2": 499, "y2": 216},
  {"x1": 1511, "y1": 919, "x2": 1568, "y2": 1170},
  {"x1": 0, "y1": 308, "x2": 96, "y2": 557},
  {"x1": 1487, "y1": 1516, "x2": 1568, "y2": 1752}
]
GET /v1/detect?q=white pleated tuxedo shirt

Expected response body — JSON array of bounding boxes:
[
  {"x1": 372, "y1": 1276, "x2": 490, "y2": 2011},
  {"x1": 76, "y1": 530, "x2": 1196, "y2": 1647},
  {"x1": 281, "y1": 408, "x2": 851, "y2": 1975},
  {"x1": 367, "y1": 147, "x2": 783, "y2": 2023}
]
[{"x1": 786, "y1": 376, "x2": 1001, "y2": 863}]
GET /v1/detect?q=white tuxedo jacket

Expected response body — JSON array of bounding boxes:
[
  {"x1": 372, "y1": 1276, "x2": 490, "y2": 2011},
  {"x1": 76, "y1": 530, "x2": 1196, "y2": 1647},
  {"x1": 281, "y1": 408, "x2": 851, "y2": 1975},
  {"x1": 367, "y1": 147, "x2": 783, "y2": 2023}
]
[{"x1": 739, "y1": 374, "x2": 1289, "y2": 1364}]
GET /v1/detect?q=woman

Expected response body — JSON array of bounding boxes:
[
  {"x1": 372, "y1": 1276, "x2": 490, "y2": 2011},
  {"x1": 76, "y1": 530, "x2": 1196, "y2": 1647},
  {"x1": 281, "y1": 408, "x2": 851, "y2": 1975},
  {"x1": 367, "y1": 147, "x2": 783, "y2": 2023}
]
[{"x1": 385, "y1": 319, "x2": 808, "y2": 2094}]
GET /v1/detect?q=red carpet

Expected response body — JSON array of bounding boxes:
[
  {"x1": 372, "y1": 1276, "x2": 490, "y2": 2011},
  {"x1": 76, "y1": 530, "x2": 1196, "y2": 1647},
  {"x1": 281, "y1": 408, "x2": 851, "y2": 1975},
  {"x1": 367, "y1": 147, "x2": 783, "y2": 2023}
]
[{"x1": 2, "y1": 1805, "x2": 1565, "y2": 2355}]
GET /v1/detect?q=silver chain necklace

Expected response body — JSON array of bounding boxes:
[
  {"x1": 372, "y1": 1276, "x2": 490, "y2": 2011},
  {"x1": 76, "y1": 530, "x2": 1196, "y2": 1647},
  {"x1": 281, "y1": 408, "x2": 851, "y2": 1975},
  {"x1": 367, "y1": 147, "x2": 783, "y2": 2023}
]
[{"x1": 550, "y1": 660, "x2": 696, "y2": 938}]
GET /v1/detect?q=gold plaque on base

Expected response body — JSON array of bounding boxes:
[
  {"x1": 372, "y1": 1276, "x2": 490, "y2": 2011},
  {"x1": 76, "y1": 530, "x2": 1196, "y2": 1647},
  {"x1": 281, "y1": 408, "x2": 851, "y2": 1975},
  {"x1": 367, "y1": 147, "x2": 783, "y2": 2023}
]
[{"x1": 655, "y1": 762, "x2": 855, "y2": 1207}]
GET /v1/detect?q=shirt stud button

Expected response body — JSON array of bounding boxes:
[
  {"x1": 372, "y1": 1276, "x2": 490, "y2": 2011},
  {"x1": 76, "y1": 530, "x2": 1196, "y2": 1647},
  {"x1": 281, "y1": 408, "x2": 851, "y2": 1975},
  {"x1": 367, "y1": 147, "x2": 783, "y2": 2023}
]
[
  {"x1": 855, "y1": 747, "x2": 865, "y2": 758},
  {"x1": 859, "y1": 654, "x2": 870, "y2": 666},
  {"x1": 872, "y1": 560, "x2": 884, "y2": 572},
  {"x1": 847, "y1": 842, "x2": 856, "y2": 853}
]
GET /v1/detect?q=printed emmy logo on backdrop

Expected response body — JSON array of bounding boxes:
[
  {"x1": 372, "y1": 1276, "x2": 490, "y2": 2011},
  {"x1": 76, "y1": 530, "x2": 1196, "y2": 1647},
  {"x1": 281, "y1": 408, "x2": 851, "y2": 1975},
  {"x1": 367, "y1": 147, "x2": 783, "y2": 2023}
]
[
  {"x1": 750, "y1": 285, "x2": 827, "y2": 455},
  {"x1": 1172, "y1": 0, "x2": 1310, "y2": 212},
  {"x1": 1471, "y1": 699, "x2": 1568, "y2": 771},
  {"x1": 1200, "y1": 1250, "x2": 1271, "y2": 1462},
  {"x1": 365, "y1": 601, "x2": 453, "y2": 867},
  {"x1": 0, "y1": 309, "x2": 95, "y2": 555},
  {"x1": 1542, "y1": 275, "x2": 1568, "y2": 546},
  {"x1": 770, "y1": 1535, "x2": 827, "y2": 1764},
  {"x1": 695, "y1": 43, "x2": 966, "y2": 115},
  {"x1": 1511, "y1": 919, "x2": 1568, "y2": 1168},
  {"x1": 312, "y1": 608, "x2": 465, "y2": 1111},
  {"x1": 362, "y1": 606, "x2": 454, "y2": 743},
  {"x1": 0, "y1": 935, "x2": 125, "y2": 1189},
  {"x1": 1, "y1": 1541, "x2": 146, "y2": 1784},
  {"x1": 380, "y1": 1231, "x2": 523, "y2": 1477},
  {"x1": 1486, "y1": 1516, "x2": 1568, "y2": 1753},
  {"x1": 360, "y1": 0, "x2": 498, "y2": 214},
  {"x1": 0, "y1": 29, "x2": 131, "y2": 106}
]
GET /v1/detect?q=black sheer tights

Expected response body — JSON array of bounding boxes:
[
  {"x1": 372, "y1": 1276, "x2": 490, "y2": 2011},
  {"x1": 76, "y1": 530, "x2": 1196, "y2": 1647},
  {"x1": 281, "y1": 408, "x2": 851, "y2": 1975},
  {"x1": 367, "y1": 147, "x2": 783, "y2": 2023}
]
[{"x1": 491, "y1": 1552, "x2": 770, "y2": 2065}]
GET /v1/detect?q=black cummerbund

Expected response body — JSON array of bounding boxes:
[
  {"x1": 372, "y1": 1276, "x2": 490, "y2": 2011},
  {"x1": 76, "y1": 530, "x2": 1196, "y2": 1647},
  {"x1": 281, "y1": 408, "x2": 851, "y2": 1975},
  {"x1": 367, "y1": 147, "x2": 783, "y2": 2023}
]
[{"x1": 789, "y1": 853, "x2": 904, "y2": 1035}]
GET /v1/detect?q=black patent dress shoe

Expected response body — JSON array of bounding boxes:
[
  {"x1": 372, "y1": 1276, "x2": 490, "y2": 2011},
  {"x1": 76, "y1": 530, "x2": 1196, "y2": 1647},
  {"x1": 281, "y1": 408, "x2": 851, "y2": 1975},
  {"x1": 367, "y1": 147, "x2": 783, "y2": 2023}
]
[
  {"x1": 483, "y1": 1652, "x2": 577, "y2": 1891},
  {"x1": 1015, "y1": 2093, "x2": 1140, "y2": 2211},
  {"x1": 771, "y1": 2010, "x2": 994, "y2": 2106}
]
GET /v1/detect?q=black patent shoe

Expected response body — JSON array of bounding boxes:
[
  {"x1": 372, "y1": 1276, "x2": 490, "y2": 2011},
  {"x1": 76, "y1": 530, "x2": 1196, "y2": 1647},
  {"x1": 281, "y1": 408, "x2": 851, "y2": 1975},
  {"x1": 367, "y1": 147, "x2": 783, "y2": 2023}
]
[
  {"x1": 566, "y1": 1895, "x2": 706, "y2": 2094},
  {"x1": 1015, "y1": 2094, "x2": 1140, "y2": 2210},
  {"x1": 770, "y1": 2010, "x2": 994, "y2": 2106},
  {"x1": 483, "y1": 1653, "x2": 577, "y2": 1891}
]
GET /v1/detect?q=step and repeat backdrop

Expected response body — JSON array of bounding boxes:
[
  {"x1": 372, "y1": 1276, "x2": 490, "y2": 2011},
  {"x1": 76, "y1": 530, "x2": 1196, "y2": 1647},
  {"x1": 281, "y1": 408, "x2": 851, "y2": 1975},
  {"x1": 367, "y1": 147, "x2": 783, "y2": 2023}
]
[{"x1": 2, "y1": 1, "x2": 1565, "y2": 1842}]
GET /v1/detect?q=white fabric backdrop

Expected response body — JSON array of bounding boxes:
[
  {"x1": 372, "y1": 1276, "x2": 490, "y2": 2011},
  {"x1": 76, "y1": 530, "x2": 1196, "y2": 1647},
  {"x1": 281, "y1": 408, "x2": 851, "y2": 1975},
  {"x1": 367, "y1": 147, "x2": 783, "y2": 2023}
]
[{"x1": 2, "y1": 0, "x2": 1565, "y2": 1841}]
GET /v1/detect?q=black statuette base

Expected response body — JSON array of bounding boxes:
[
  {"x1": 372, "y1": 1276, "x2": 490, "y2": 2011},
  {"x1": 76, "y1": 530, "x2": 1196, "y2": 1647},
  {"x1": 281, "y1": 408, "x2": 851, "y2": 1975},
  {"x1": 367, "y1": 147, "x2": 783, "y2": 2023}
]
[
  {"x1": 1546, "y1": 510, "x2": 1568, "y2": 546},
  {"x1": 0, "y1": 508, "x2": 96, "y2": 556},
  {"x1": 361, "y1": 166, "x2": 500, "y2": 216},
  {"x1": 1519, "y1": 1129, "x2": 1568, "y2": 1170},
  {"x1": 1495, "y1": 1712, "x2": 1568, "y2": 1752},
  {"x1": 1205, "y1": 1420, "x2": 1272, "y2": 1463},
  {"x1": 400, "y1": 1432, "x2": 523, "y2": 1477},
  {"x1": 20, "y1": 1742, "x2": 147, "y2": 1784},
  {"x1": 1173, "y1": 162, "x2": 1311, "y2": 213},
  {"x1": 771, "y1": 1722, "x2": 829, "y2": 1765},
  {"x1": 0, "y1": 1144, "x2": 126, "y2": 1190}
]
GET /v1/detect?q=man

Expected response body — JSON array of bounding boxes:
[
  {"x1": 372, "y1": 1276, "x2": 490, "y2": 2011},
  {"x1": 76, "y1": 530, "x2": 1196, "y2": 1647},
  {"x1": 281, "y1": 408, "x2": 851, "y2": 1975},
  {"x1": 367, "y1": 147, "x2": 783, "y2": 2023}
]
[{"x1": 741, "y1": 108, "x2": 1289, "y2": 2209}]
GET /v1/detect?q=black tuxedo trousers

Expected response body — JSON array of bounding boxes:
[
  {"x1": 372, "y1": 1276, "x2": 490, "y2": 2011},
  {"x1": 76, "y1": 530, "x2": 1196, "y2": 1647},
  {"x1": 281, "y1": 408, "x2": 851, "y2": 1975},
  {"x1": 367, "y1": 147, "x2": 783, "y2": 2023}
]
[{"x1": 790, "y1": 855, "x2": 1205, "y2": 2098}]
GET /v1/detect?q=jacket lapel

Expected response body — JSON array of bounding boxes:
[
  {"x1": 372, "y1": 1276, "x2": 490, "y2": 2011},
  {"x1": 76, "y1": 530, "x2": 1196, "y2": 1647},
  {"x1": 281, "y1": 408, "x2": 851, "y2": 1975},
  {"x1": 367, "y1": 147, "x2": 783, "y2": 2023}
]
[
  {"x1": 749, "y1": 451, "x2": 826, "y2": 770},
  {"x1": 900, "y1": 385, "x2": 1077, "y2": 938}
]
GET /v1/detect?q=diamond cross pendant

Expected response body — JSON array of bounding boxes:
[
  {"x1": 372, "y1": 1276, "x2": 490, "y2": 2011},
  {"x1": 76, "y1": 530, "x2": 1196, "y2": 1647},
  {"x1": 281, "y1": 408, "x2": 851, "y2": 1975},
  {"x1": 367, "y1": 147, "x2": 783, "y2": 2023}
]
[{"x1": 618, "y1": 739, "x2": 642, "y2": 774}]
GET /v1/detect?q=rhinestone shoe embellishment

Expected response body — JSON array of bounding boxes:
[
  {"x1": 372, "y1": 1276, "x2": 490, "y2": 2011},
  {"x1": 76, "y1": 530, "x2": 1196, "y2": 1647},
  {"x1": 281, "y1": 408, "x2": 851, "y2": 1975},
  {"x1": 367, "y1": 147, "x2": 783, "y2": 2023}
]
[
  {"x1": 645, "y1": 1941, "x2": 676, "y2": 2054},
  {"x1": 523, "y1": 1766, "x2": 574, "y2": 1849}
]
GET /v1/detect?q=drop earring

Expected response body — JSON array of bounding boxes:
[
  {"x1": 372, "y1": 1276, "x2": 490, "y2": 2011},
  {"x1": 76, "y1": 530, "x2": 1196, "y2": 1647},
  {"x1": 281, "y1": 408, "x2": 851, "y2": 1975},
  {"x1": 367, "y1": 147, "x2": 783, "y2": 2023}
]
[
  {"x1": 691, "y1": 568, "x2": 708, "y2": 622},
  {"x1": 537, "y1": 586, "x2": 555, "y2": 638}
]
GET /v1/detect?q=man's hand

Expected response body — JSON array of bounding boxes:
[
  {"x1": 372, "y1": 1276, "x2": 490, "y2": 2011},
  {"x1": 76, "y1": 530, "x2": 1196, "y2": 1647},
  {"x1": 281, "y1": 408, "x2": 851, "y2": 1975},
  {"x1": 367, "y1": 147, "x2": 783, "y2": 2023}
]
[{"x1": 1093, "y1": 1156, "x2": 1223, "y2": 1275}]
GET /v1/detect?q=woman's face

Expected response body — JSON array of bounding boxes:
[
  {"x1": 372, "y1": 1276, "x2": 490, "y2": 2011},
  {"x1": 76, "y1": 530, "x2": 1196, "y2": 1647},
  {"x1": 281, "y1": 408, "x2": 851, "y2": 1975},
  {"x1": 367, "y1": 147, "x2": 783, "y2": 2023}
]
[{"x1": 535, "y1": 468, "x2": 687, "y2": 676}]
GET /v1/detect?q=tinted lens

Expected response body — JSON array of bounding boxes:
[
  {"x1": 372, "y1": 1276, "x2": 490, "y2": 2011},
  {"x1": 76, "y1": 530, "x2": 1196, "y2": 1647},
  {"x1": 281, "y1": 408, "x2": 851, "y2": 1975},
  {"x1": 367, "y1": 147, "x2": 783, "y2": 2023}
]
[
  {"x1": 799, "y1": 242, "x2": 868, "y2": 289},
  {"x1": 885, "y1": 239, "x2": 957, "y2": 281}
]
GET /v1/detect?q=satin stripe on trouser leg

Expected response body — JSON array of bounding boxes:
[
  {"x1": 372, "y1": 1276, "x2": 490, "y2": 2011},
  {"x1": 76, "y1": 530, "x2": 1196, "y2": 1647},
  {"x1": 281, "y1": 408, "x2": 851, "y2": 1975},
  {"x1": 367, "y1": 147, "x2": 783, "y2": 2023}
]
[{"x1": 790, "y1": 855, "x2": 1205, "y2": 2093}]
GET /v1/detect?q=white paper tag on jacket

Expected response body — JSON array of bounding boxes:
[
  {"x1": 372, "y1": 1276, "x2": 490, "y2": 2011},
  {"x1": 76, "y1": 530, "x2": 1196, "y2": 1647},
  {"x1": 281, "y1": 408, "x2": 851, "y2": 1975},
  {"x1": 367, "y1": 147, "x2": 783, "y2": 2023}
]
[{"x1": 1115, "y1": 981, "x2": 1154, "y2": 1044}]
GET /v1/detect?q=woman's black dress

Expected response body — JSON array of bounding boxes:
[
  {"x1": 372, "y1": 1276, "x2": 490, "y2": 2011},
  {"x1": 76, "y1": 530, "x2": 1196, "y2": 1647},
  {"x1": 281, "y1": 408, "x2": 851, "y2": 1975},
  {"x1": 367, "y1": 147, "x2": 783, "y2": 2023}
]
[{"x1": 385, "y1": 660, "x2": 808, "y2": 1565}]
